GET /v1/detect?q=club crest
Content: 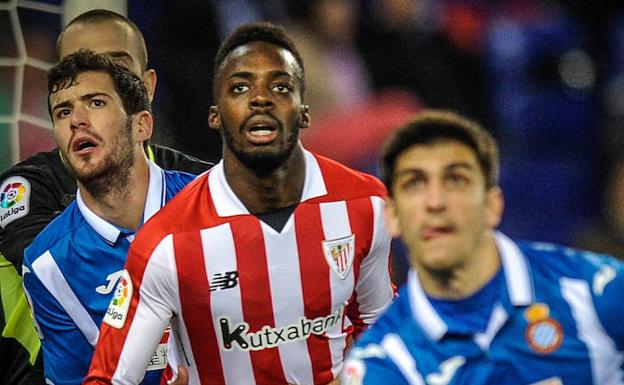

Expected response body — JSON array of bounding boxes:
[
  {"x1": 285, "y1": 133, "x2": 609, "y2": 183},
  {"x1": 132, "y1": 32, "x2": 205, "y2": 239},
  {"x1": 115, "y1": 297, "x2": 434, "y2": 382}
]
[
  {"x1": 322, "y1": 234, "x2": 355, "y2": 280},
  {"x1": 524, "y1": 303, "x2": 563, "y2": 354}
]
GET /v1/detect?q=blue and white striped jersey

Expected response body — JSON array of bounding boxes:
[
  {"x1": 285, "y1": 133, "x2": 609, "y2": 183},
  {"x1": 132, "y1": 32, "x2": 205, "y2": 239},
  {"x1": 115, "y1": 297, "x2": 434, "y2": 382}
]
[
  {"x1": 343, "y1": 232, "x2": 624, "y2": 385},
  {"x1": 22, "y1": 161, "x2": 195, "y2": 385}
]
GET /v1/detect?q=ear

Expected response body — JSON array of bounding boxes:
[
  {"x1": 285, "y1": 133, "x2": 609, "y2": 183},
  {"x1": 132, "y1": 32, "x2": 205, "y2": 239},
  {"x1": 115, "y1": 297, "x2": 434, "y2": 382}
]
[
  {"x1": 142, "y1": 69, "x2": 157, "y2": 103},
  {"x1": 134, "y1": 111, "x2": 153, "y2": 143},
  {"x1": 384, "y1": 197, "x2": 402, "y2": 238},
  {"x1": 208, "y1": 106, "x2": 221, "y2": 130},
  {"x1": 299, "y1": 104, "x2": 310, "y2": 129},
  {"x1": 485, "y1": 186, "x2": 504, "y2": 229}
]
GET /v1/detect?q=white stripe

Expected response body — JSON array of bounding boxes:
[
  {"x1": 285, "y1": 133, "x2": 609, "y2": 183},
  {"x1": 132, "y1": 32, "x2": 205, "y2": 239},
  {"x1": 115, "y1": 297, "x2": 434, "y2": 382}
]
[
  {"x1": 560, "y1": 278, "x2": 624, "y2": 385},
  {"x1": 381, "y1": 334, "x2": 425, "y2": 385},
  {"x1": 31, "y1": 251, "x2": 99, "y2": 346},
  {"x1": 201, "y1": 223, "x2": 255, "y2": 385},
  {"x1": 262, "y1": 219, "x2": 313, "y2": 385},
  {"x1": 112, "y1": 236, "x2": 177, "y2": 385},
  {"x1": 495, "y1": 232, "x2": 533, "y2": 306},
  {"x1": 473, "y1": 304, "x2": 508, "y2": 350},
  {"x1": 320, "y1": 201, "x2": 354, "y2": 377},
  {"x1": 355, "y1": 196, "x2": 394, "y2": 322},
  {"x1": 408, "y1": 270, "x2": 447, "y2": 341}
]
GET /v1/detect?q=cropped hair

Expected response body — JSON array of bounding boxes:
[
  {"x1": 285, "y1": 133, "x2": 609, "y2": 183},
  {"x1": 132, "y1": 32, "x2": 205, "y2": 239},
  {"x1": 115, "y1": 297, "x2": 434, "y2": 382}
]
[
  {"x1": 48, "y1": 49, "x2": 150, "y2": 118},
  {"x1": 381, "y1": 110, "x2": 499, "y2": 195},
  {"x1": 213, "y1": 21, "x2": 305, "y2": 101},
  {"x1": 57, "y1": 9, "x2": 148, "y2": 71}
]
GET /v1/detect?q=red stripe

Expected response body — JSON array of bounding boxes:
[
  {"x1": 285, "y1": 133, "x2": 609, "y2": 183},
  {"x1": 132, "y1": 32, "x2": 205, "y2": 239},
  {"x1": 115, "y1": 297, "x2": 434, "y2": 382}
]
[
  {"x1": 174, "y1": 231, "x2": 225, "y2": 384},
  {"x1": 345, "y1": 198, "x2": 374, "y2": 336},
  {"x1": 295, "y1": 204, "x2": 334, "y2": 385},
  {"x1": 230, "y1": 218, "x2": 288, "y2": 384}
]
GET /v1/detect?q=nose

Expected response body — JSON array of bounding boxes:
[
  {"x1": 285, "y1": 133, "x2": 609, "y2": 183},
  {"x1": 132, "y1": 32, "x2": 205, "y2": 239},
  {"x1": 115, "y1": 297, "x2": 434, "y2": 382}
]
[
  {"x1": 424, "y1": 181, "x2": 446, "y2": 213},
  {"x1": 70, "y1": 104, "x2": 89, "y2": 130},
  {"x1": 250, "y1": 88, "x2": 273, "y2": 111}
]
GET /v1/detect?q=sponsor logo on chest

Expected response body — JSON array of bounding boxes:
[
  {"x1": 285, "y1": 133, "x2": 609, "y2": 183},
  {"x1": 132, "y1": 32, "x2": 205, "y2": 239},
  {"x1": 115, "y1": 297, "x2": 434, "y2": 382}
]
[{"x1": 218, "y1": 307, "x2": 344, "y2": 352}]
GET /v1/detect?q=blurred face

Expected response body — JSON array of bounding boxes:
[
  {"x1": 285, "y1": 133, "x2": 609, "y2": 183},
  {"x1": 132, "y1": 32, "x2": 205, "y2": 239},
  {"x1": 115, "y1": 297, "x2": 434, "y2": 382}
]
[
  {"x1": 386, "y1": 141, "x2": 503, "y2": 275},
  {"x1": 50, "y1": 71, "x2": 143, "y2": 184},
  {"x1": 209, "y1": 41, "x2": 309, "y2": 175},
  {"x1": 59, "y1": 20, "x2": 155, "y2": 100}
]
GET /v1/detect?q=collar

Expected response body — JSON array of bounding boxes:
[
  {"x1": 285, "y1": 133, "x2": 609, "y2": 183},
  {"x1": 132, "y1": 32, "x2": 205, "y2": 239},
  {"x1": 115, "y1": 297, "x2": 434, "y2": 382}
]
[
  {"x1": 76, "y1": 161, "x2": 165, "y2": 245},
  {"x1": 208, "y1": 148, "x2": 327, "y2": 217},
  {"x1": 408, "y1": 231, "x2": 534, "y2": 341}
]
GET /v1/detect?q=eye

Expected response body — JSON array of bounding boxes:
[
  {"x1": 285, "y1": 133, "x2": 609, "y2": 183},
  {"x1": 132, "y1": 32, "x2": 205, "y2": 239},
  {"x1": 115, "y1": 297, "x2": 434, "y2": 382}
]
[
  {"x1": 272, "y1": 83, "x2": 292, "y2": 94},
  {"x1": 55, "y1": 108, "x2": 71, "y2": 119},
  {"x1": 90, "y1": 99, "x2": 106, "y2": 108},
  {"x1": 231, "y1": 84, "x2": 250, "y2": 93},
  {"x1": 446, "y1": 173, "x2": 469, "y2": 188},
  {"x1": 397, "y1": 175, "x2": 426, "y2": 193}
]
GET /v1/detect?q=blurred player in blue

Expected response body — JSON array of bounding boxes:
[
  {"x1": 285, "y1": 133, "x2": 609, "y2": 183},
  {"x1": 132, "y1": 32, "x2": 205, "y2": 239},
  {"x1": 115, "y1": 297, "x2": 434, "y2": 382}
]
[
  {"x1": 22, "y1": 50, "x2": 192, "y2": 385},
  {"x1": 342, "y1": 110, "x2": 624, "y2": 384}
]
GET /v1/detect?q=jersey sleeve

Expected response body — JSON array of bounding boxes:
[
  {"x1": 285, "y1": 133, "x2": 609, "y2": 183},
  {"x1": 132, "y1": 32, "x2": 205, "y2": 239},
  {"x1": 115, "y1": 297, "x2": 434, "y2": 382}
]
[
  {"x1": 346, "y1": 196, "x2": 396, "y2": 336},
  {"x1": 586, "y1": 253, "x2": 624, "y2": 350},
  {"x1": 22, "y1": 256, "x2": 93, "y2": 385},
  {"x1": 85, "y1": 234, "x2": 178, "y2": 385},
  {"x1": 0, "y1": 169, "x2": 74, "y2": 273},
  {"x1": 342, "y1": 342, "x2": 409, "y2": 385}
]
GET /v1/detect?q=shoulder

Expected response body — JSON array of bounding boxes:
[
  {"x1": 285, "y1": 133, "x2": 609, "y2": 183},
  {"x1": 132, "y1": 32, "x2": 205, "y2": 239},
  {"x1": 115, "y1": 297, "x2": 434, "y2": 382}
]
[
  {"x1": 23, "y1": 202, "x2": 84, "y2": 265},
  {"x1": 140, "y1": 172, "x2": 212, "y2": 240},
  {"x1": 518, "y1": 240, "x2": 624, "y2": 280},
  {"x1": 312, "y1": 152, "x2": 387, "y2": 201},
  {"x1": 150, "y1": 144, "x2": 214, "y2": 175},
  {"x1": 0, "y1": 150, "x2": 75, "y2": 228},
  {"x1": 162, "y1": 169, "x2": 197, "y2": 191}
]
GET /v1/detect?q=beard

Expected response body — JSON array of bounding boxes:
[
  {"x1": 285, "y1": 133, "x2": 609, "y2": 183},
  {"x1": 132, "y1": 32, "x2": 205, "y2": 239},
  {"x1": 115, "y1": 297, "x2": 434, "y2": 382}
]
[
  {"x1": 222, "y1": 113, "x2": 300, "y2": 178},
  {"x1": 65, "y1": 118, "x2": 135, "y2": 198}
]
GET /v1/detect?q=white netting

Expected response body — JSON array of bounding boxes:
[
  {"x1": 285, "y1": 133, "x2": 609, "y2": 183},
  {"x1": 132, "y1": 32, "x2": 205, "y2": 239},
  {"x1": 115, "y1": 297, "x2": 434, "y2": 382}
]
[{"x1": 0, "y1": 0, "x2": 126, "y2": 171}]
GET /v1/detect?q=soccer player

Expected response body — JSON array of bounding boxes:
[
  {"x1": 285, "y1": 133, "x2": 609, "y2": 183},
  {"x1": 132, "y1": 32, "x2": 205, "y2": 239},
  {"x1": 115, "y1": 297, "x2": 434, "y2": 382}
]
[
  {"x1": 21, "y1": 50, "x2": 194, "y2": 385},
  {"x1": 341, "y1": 110, "x2": 624, "y2": 384},
  {"x1": 84, "y1": 22, "x2": 395, "y2": 385},
  {"x1": 0, "y1": 10, "x2": 211, "y2": 385}
]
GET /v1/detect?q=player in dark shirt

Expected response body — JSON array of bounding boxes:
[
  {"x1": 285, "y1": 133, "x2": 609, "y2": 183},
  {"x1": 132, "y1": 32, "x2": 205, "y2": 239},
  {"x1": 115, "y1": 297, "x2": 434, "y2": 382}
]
[{"x1": 0, "y1": 9, "x2": 212, "y2": 385}]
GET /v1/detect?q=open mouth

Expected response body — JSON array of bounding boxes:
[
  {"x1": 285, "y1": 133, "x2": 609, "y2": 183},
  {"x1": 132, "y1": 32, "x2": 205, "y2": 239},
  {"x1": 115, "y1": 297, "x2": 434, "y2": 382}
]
[
  {"x1": 72, "y1": 137, "x2": 98, "y2": 154},
  {"x1": 245, "y1": 117, "x2": 279, "y2": 144}
]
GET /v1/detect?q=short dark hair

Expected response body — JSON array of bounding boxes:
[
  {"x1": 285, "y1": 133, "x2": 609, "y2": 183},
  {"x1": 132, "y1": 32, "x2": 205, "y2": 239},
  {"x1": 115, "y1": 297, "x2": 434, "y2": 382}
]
[
  {"x1": 381, "y1": 110, "x2": 499, "y2": 195},
  {"x1": 212, "y1": 21, "x2": 305, "y2": 101},
  {"x1": 47, "y1": 49, "x2": 150, "y2": 118},
  {"x1": 57, "y1": 9, "x2": 149, "y2": 71}
]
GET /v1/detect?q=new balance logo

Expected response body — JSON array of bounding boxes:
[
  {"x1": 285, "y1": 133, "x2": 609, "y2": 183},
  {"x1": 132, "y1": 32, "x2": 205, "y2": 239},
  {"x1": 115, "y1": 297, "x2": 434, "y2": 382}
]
[{"x1": 210, "y1": 271, "x2": 239, "y2": 291}]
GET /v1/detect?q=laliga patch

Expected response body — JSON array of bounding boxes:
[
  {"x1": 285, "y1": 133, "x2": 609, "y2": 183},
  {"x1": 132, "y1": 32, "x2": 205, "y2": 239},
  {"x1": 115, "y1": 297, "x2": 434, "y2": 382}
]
[
  {"x1": 342, "y1": 358, "x2": 366, "y2": 385},
  {"x1": 0, "y1": 176, "x2": 31, "y2": 228},
  {"x1": 322, "y1": 234, "x2": 355, "y2": 280},
  {"x1": 103, "y1": 270, "x2": 133, "y2": 329},
  {"x1": 524, "y1": 303, "x2": 563, "y2": 354}
]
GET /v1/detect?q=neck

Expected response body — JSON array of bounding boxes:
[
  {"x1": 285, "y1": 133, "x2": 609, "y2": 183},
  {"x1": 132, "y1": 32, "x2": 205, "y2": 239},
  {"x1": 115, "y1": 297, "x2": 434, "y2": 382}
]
[
  {"x1": 78, "y1": 156, "x2": 150, "y2": 232},
  {"x1": 223, "y1": 145, "x2": 306, "y2": 214},
  {"x1": 418, "y1": 231, "x2": 501, "y2": 300}
]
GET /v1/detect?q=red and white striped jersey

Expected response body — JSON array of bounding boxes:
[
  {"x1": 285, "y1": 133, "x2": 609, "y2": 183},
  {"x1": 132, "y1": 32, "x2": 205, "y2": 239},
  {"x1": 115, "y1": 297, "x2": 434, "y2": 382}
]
[{"x1": 85, "y1": 150, "x2": 395, "y2": 385}]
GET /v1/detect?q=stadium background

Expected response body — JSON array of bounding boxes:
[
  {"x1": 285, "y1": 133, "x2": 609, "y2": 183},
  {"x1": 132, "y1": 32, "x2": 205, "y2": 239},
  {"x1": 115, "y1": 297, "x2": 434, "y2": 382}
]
[{"x1": 2, "y1": 0, "x2": 624, "y2": 284}]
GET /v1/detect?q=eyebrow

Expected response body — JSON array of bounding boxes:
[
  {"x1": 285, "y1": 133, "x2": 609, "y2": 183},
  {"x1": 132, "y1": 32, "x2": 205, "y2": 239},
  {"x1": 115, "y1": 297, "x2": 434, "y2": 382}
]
[
  {"x1": 51, "y1": 92, "x2": 111, "y2": 112},
  {"x1": 395, "y1": 162, "x2": 476, "y2": 177},
  {"x1": 228, "y1": 70, "x2": 293, "y2": 80}
]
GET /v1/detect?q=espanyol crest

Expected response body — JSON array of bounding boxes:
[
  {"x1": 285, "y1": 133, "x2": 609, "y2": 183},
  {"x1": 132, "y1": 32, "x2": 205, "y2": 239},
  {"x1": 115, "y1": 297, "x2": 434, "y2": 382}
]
[{"x1": 322, "y1": 234, "x2": 355, "y2": 280}]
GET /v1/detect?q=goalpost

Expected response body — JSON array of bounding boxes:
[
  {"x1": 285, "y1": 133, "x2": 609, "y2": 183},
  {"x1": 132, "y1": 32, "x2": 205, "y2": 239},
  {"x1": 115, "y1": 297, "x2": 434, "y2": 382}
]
[{"x1": 0, "y1": 0, "x2": 126, "y2": 172}]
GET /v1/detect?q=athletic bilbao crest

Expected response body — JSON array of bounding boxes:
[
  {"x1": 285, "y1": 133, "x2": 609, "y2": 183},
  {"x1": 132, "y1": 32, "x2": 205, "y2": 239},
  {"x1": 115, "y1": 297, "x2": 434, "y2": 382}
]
[{"x1": 322, "y1": 234, "x2": 355, "y2": 280}]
